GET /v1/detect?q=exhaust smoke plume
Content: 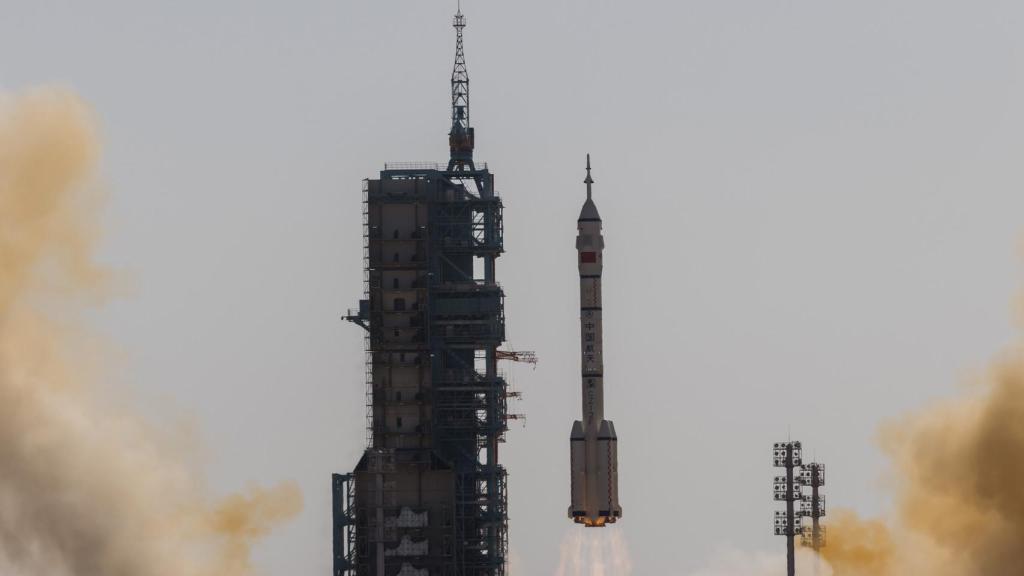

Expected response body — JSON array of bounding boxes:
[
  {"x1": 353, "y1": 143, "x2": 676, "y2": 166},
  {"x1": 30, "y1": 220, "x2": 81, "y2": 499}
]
[
  {"x1": 822, "y1": 340, "x2": 1024, "y2": 576},
  {"x1": 554, "y1": 528, "x2": 632, "y2": 576},
  {"x1": 0, "y1": 88, "x2": 301, "y2": 576},
  {"x1": 688, "y1": 547, "x2": 826, "y2": 576}
]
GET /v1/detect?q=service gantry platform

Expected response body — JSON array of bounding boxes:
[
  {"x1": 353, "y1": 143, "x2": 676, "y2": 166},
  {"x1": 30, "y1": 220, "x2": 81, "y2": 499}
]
[{"x1": 334, "y1": 9, "x2": 513, "y2": 576}]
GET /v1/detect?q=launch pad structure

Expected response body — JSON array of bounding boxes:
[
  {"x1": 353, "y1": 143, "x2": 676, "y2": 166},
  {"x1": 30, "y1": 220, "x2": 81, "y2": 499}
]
[{"x1": 334, "y1": 9, "x2": 515, "y2": 576}]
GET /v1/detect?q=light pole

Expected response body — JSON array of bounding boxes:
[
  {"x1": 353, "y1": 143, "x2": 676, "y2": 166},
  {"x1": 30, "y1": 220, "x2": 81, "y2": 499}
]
[{"x1": 773, "y1": 441, "x2": 802, "y2": 576}]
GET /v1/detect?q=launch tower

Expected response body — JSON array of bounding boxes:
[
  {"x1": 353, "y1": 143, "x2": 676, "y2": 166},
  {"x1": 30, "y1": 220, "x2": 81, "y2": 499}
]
[{"x1": 334, "y1": 9, "x2": 511, "y2": 576}]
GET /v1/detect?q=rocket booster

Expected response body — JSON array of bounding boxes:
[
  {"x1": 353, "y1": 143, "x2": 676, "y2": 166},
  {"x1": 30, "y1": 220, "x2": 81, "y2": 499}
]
[{"x1": 569, "y1": 155, "x2": 622, "y2": 527}]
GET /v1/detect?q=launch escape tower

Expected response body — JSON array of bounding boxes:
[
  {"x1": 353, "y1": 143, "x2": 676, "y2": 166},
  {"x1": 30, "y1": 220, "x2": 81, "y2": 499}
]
[
  {"x1": 772, "y1": 442, "x2": 827, "y2": 575},
  {"x1": 334, "y1": 9, "x2": 513, "y2": 576}
]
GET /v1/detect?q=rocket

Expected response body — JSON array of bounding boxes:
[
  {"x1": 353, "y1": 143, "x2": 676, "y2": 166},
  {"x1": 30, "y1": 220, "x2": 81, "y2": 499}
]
[{"x1": 569, "y1": 154, "x2": 623, "y2": 527}]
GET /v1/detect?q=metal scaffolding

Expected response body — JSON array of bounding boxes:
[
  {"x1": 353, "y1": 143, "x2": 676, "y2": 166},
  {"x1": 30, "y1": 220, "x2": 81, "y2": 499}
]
[
  {"x1": 335, "y1": 8, "x2": 516, "y2": 575},
  {"x1": 338, "y1": 166, "x2": 512, "y2": 576},
  {"x1": 333, "y1": 474, "x2": 356, "y2": 576}
]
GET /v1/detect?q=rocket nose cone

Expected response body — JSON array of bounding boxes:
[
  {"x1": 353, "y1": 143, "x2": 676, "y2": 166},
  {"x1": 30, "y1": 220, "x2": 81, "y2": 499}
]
[{"x1": 578, "y1": 197, "x2": 601, "y2": 222}]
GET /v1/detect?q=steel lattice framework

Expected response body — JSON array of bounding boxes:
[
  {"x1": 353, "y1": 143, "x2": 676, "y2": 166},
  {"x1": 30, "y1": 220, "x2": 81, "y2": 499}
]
[
  {"x1": 447, "y1": 8, "x2": 476, "y2": 172},
  {"x1": 335, "y1": 8, "x2": 516, "y2": 576},
  {"x1": 451, "y1": 10, "x2": 469, "y2": 134}
]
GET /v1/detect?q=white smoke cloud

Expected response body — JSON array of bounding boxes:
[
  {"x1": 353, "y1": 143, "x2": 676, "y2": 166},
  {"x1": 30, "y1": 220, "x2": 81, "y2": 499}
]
[
  {"x1": 688, "y1": 546, "x2": 830, "y2": 576},
  {"x1": 554, "y1": 527, "x2": 633, "y2": 576}
]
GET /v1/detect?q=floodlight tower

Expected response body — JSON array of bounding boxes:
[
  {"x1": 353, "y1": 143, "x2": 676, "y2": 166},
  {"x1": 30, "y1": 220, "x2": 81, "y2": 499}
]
[
  {"x1": 773, "y1": 441, "x2": 802, "y2": 576},
  {"x1": 800, "y1": 463, "x2": 826, "y2": 571}
]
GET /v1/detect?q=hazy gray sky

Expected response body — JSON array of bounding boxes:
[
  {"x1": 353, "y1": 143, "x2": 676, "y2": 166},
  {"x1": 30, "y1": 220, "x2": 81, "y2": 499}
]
[{"x1": 4, "y1": 1, "x2": 1024, "y2": 574}]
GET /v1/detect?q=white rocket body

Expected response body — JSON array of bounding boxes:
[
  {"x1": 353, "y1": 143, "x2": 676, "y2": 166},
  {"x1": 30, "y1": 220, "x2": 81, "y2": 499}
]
[{"x1": 569, "y1": 156, "x2": 622, "y2": 527}]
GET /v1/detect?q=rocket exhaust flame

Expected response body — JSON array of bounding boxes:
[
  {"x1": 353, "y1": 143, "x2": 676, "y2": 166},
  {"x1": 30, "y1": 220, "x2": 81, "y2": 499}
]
[
  {"x1": 0, "y1": 88, "x2": 300, "y2": 576},
  {"x1": 555, "y1": 527, "x2": 633, "y2": 576}
]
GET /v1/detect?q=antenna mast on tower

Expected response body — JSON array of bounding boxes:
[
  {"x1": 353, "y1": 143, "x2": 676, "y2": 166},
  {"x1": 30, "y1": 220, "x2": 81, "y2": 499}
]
[{"x1": 448, "y1": 4, "x2": 475, "y2": 171}]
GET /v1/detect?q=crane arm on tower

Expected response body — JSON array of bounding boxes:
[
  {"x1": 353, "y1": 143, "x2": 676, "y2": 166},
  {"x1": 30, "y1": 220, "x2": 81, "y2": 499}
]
[{"x1": 496, "y1": 349, "x2": 538, "y2": 366}]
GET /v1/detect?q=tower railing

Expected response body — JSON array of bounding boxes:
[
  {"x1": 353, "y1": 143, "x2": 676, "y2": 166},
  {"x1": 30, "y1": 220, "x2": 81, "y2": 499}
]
[{"x1": 362, "y1": 180, "x2": 374, "y2": 447}]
